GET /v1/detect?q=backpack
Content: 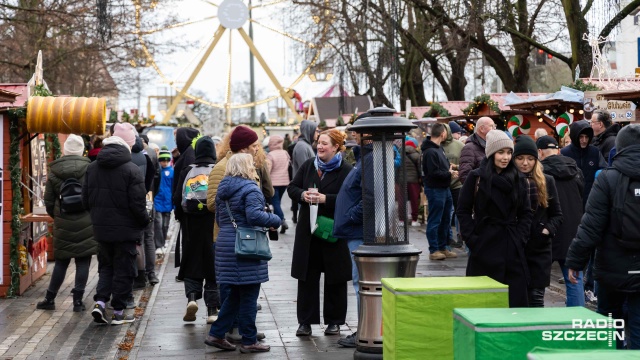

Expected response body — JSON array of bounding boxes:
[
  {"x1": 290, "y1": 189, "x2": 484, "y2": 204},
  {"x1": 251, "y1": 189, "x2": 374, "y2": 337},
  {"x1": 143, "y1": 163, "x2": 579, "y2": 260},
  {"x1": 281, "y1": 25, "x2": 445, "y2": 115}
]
[
  {"x1": 59, "y1": 178, "x2": 84, "y2": 214},
  {"x1": 609, "y1": 170, "x2": 640, "y2": 249},
  {"x1": 181, "y1": 164, "x2": 215, "y2": 214}
]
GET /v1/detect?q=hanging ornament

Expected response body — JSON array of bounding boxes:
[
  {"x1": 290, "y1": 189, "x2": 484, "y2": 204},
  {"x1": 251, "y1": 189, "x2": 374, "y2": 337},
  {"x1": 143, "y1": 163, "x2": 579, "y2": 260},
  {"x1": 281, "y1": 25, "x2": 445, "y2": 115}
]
[
  {"x1": 507, "y1": 115, "x2": 531, "y2": 137},
  {"x1": 556, "y1": 112, "x2": 574, "y2": 138}
]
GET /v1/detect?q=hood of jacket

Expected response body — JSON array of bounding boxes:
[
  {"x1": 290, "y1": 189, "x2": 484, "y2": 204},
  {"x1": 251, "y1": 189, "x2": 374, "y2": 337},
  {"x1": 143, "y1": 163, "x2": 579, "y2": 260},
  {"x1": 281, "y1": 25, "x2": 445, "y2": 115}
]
[
  {"x1": 612, "y1": 144, "x2": 640, "y2": 179},
  {"x1": 420, "y1": 138, "x2": 440, "y2": 151},
  {"x1": 569, "y1": 120, "x2": 594, "y2": 148},
  {"x1": 541, "y1": 154, "x2": 581, "y2": 180},
  {"x1": 96, "y1": 143, "x2": 133, "y2": 169},
  {"x1": 298, "y1": 120, "x2": 317, "y2": 145},
  {"x1": 49, "y1": 155, "x2": 90, "y2": 180},
  {"x1": 176, "y1": 127, "x2": 200, "y2": 153},
  {"x1": 268, "y1": 135, "x2": 284, "y2": 151},
  {"x1": 443, "y1": 123, "x2": 454, "y2": 144},
  {"x1": 405, "y1": 145, "x2": 418, "y2": 156},
  {"x1": 131, "y1": 136, "x2": 144, "y2": 153},
  {"x1": 216, "y1": 176, "x2": 257, "y2": 202}
]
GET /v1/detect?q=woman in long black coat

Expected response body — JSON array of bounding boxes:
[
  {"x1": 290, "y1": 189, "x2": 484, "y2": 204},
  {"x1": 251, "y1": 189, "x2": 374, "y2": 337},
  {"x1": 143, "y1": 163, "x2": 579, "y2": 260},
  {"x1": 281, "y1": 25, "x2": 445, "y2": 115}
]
[
  {"x1": 287, "y1": 129, "x2": 353, "y2": 337},
  {"x1": 173, "y1": 136, "x2": 219, "y2": 324},
  {"x1": 457, "y1": 130, "x2": 533, "y2": 307},
  {"x1": 513, "y1": 137, "x2": 563, "y2": 307}
]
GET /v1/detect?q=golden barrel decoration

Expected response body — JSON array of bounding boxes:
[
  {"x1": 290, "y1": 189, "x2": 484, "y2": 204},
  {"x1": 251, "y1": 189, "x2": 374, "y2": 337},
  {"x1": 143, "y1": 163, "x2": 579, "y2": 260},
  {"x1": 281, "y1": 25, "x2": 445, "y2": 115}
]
[{"x1": 26, "y1": 96, "x2": 107, "y2": 135}]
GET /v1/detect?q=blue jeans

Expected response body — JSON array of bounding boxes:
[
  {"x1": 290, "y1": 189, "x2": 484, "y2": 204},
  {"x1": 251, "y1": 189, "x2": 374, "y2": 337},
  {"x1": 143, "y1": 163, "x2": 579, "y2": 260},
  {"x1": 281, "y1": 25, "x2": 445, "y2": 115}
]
[
  {"x1": 271, "y1": 186, "x2": 286, "y2": 221},
  {"x1": 597, "y1": 285, "x2": 640, "y2": 349},
  {"x1": 209, "y1": 283, "x2": 260, "y2": 345},
  {"x1": 424, "y1": 187, "x2": 452, "y2": 254},
  {"x1": 347, "y1": 239, "x2": 363, "y2": 315},
  {"x1": 558, "y1": 259, "x2": 585, "y2": 307}
]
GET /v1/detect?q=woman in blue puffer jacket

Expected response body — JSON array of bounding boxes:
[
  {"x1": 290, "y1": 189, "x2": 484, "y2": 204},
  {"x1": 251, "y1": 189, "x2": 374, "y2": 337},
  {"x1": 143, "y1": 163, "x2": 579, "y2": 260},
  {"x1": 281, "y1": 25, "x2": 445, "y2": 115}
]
[{"x1": 206, "y1": 153, "x2": 281, "y2": 354}]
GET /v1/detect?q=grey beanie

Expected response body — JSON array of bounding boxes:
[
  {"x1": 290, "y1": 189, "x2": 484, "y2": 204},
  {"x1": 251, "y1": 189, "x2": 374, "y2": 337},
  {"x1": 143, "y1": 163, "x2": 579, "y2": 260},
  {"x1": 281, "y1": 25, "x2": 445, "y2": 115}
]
[
  {"x1": 615, "y1": 124, "x2": 640, "y2": 152},
  {"x1": 485, "y1": 130, "x2": 514, "y2": 158}
]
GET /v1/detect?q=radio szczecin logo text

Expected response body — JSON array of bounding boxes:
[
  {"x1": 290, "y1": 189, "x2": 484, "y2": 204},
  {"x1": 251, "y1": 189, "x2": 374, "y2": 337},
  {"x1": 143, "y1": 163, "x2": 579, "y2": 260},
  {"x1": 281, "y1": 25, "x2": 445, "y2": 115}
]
[{"x1": 541, "y1": 314, "x2": 624, "y2": 347}]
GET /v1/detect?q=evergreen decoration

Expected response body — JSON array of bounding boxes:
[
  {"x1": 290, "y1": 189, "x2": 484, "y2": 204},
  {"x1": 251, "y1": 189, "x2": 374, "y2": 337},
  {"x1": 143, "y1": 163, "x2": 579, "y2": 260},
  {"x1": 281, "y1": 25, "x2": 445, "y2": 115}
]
[
  {"x1": 463, "y1": 94, "x2": 501, "y2": 116},
  {"x1": 6, "y1": 111, "x2": 24, "y2": 297},
  {"x1": 563, "y1": 79, "x2": 602, "y2": 91},
  {"x1": 408, "y1": 112, "x2": 417, "y2": 120},
  {"x1": 336, "y1": 117, "x2": 345, "y2": 126},
  {"x1": 318, "y1": 119, "x2": 327, "y2": 129},
  {"x1": 424, "y1": 103, "x2": 451, "y2": 117}
]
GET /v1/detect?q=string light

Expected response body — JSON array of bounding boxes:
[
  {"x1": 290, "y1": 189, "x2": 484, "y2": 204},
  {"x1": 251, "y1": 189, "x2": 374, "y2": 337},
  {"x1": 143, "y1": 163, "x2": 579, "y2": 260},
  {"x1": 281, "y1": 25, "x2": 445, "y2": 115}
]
[
  {"x1": 538, "y1": 118, "x2": 543, "y2": 122},
  {"x1": 545, "y1": 109, "x2": 550, "y2": 114},
  {"x1": 579, "y1": 109, "x2": 584, "y2": 114},
  {"x1": 569, "y1": 109, "x2": 575, "y2": 113}
]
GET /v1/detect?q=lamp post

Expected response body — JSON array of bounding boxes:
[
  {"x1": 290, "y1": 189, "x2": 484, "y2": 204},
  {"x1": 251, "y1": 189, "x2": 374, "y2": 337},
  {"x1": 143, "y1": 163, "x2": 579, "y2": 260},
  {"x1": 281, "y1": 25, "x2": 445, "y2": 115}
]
[{"x1": 350, "y1": 107, "x2": 422, "y2": 359}]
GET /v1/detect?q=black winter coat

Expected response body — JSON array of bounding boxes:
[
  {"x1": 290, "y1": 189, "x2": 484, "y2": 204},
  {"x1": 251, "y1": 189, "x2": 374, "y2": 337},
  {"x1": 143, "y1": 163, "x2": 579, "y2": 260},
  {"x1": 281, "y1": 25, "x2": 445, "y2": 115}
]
[
  {"x1": 591, "y1": 123, "x2": 620, "y2": 163},
  {"x1": 525, "y1": 175, "x2": 563, "y2": 288},
  {"x1": 172, "y1": 128, "x2": 199, "y2": 220},
  {"x1": 457, "y1": 163, "x2": 533, "y2": 307},
  {"x1": 44, "y1": 155, "x2": 97, "y2": 260},
  {"x1": 541, "y1": 155, "x2": 585, "y2": 261},
  {"x1": 176, "y1": 158, "x2": 216, "y2": 281},
  {"x1": 288, "y1": 157, "x2": 353, "y2": 284},
  {"x1": 82, "y1": 143, "x2": 149, "y2": 243},
  {"x1": 560, "y1": 120, "x2": 606, "y2": 207},
  {"x1": 131, "y1": 137, "x2": 155, "y2": 192},
  {"x1": 566, "y1": 145, "x2": 640, "y2": 292},
  {"x1": 421, "y1": 140, "x2": 451, "y2": 188}
]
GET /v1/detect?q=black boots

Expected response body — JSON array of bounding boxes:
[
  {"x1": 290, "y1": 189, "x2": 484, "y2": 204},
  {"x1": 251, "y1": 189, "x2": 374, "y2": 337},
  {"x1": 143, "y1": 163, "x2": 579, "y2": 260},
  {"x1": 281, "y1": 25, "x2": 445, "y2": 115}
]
[
  {"x1": 36, "y1": 290, "x2": 56, "y2": 310},
  {"x1": 133, "y1": 270, "x2": 147, "y2": 290},
  {"x1": 72, "y1": 289, "x2": 85, "y2": 312}
]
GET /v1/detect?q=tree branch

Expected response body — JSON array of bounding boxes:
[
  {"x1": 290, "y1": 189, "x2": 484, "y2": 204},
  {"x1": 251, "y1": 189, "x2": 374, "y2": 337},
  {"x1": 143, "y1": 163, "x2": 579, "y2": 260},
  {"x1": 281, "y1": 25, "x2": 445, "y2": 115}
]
[
  {"x1": 581, "y1": 0, "x2": 594, "y2": 16},
  {"x1": 501, "y1": 26, "x2": 572, "y2": 65},
  {"x1": 599, "y1": 0, "x2": 640, "y2": 40}
]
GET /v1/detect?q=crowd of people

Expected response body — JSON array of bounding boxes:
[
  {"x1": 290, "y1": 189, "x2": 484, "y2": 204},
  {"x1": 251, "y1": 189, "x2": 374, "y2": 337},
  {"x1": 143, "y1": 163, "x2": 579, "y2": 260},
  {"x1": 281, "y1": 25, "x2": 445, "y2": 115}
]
[{"x1": 33, "y1": 107, "x2": 640, "y2": 351}]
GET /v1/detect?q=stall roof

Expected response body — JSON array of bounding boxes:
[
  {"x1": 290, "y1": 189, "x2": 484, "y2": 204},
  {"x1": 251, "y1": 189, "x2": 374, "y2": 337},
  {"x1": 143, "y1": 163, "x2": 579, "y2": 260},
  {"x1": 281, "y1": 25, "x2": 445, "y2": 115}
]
[
  {"x1": 0, "y1": 84, "x2": 28, "y2": 109},
  {"x1": 597, "y1": 89, "x2": 640, "y2": 101},
  {"x1": 507, "y1": 99, "x2": 583, "y2": 110}
]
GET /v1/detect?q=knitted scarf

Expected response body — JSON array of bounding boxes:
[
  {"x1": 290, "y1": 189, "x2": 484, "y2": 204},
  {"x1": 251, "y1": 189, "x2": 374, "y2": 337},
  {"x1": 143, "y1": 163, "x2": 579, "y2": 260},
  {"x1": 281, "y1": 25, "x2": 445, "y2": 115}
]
[{"x1": 314, "y1": 152, "x2": 342, "y2": 179}]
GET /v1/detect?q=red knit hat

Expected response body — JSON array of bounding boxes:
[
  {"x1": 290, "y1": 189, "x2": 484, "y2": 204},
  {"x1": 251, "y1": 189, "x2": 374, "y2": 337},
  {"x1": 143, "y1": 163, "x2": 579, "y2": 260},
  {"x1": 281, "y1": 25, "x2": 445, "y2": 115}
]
[{"x1": 230, "y1": 126, "x2": 258, "y2": 152}]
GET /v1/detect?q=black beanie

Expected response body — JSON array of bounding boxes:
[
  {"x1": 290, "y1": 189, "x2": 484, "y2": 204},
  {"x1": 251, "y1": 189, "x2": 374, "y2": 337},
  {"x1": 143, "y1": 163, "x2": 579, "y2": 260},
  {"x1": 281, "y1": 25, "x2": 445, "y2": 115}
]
[
  {"x1": 616, "y1": 124, "x2": 640, "y2": 152},
  {"x1": 194, "y1": 136, "x2": 216, "y2": 161},
  {"x1": 513, "y1": 136, "x2": 538, "y2": 158}
]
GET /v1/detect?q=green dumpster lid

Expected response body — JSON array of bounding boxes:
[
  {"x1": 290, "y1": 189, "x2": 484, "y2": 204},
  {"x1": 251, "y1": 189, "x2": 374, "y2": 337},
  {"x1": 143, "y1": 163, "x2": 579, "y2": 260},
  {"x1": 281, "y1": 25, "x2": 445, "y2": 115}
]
[
  {"x1": 454, "y1": 307, "x2": 609, "y2": 328},
  {"x1": 381, "y1": 276, "x2": 508, "y2": 293}
]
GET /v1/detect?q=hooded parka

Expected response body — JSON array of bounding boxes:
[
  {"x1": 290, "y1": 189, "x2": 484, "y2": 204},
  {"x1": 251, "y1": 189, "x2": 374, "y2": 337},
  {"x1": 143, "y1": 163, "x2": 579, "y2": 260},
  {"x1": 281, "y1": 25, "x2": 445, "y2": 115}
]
[
  {"x1": 540, "y1": 155, "x2": 585, "y2": 261},
  {"x1": 565, "y1": 144, "x2": 640, "y2": 291},
  {"x1": 292, "y1": 120, "x2": 317, "y2": 177},
  {"x1": 82, "y1": 142, "x2": 149, "y2": 243},
  {"x1": 560, "y1": 120, "x2": 606, "y2": 207},
  {"x1": 172, "y1": 128, "x2": 200, "y2": 220},
  {"x1": 176, "y1": 137, "x2": 216, "y2": 281},
  {"x1": 44, "y1": 155, "x2": 97, "y2": 260}
]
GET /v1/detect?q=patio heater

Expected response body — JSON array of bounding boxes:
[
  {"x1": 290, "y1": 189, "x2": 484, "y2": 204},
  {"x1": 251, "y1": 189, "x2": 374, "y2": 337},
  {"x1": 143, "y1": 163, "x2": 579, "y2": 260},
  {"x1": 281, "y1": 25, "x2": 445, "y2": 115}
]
[{"x1": 350, "y1": 107, "x2": 422, "y2": 359}]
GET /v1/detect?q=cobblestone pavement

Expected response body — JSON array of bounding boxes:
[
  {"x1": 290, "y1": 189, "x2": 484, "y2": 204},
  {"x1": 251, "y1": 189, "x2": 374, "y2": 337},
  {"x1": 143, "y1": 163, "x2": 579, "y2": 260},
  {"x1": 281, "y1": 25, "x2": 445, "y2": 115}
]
[{"x1": 0, "y1": 196, "x2": 567, "y2": 359}]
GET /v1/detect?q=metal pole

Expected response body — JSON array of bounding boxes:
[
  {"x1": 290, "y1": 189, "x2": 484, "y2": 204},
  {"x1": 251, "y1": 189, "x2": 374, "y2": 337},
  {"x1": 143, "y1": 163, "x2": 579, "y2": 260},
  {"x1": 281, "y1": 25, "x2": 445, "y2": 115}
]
[{"x1": 249, "y1": 0, "x2": 256, "y2": 123}]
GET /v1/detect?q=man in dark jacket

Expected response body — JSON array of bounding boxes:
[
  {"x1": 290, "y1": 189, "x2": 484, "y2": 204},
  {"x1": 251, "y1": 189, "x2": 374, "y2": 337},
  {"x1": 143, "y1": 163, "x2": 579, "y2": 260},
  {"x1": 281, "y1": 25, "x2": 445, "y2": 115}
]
[
  {"x1": 560, "y1": 120, "x2": 606, "y2": 208},
  {"x1": 537, "y1": 136, "x2": 585, "y2": 306},
  {"x1": 590, "y1": 110, "x2": 620, "y2": 163},
  {"x1": 566, "y1": 124, "x2": 640, "y2": 349},
  {"x1": 560, "y1": 120, "x2": 606, "y2": 300},
  {"x1": 333, "y1": 112, "x2": 373, "y2": 348},
  {"x1": 458, "y1": 116, "x2": 495, "y2": 184},
  {"x1": 172, "y1": 127, "x2": 200, "y2": 221},
  {"x1": 422, "y1": 123, "x2": 458, "y2": 261},
  {"x1": 83, "y1": 128, "x2": 150, "y2": 325}
]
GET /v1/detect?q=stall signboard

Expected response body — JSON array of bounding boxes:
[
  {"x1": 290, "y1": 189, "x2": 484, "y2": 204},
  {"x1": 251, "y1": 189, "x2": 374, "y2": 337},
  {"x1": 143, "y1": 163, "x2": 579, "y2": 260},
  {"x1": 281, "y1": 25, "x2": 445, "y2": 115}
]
[{"x1": 583, "y1": 91, "x2": 638, "y2": 122}]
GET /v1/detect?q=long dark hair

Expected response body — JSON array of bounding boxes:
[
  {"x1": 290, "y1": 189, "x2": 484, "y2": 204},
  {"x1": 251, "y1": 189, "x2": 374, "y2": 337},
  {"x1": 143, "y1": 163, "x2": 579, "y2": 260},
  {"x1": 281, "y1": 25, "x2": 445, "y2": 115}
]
[{"x1": 481, "y1": 154, "x2": 521, "y2": 206}]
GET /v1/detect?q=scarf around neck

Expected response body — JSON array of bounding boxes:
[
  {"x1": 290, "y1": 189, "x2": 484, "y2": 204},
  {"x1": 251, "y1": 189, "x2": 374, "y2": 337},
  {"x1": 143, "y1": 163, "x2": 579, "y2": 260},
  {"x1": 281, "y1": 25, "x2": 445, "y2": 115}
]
[{"x1": 314, "y1": 152, "x2": 342, "y2": 178}]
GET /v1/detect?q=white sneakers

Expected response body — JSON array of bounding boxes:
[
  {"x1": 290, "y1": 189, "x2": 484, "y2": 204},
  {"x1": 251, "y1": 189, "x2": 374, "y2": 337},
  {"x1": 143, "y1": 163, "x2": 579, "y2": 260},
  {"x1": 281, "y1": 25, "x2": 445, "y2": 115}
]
[{"x1": 411, "y1": 221, "x2": 421, "y2": 227}]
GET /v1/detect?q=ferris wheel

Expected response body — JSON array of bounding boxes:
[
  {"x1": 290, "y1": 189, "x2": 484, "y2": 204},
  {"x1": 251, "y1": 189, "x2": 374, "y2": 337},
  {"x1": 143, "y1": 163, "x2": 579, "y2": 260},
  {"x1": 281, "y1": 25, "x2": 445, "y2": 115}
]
[{"x1": 133, "y1": 0, "x2": 326, "y2": 123}]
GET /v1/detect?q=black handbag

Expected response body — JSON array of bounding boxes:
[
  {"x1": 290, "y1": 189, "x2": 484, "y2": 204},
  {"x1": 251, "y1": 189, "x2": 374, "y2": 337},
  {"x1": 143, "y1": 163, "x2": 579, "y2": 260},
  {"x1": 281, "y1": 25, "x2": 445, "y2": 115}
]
[{"x1": 224, "y1": 201, "x2": 272, "y2": 261}]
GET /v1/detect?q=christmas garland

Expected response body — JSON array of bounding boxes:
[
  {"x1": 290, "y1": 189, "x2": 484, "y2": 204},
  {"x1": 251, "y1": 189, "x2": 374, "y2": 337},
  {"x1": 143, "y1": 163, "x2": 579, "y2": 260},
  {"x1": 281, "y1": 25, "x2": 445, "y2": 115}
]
[
  {"x1": 6, "y1": 110, "x2": 24, "y2": 297},
  {"x1": 463, "y1": 94, "x2": 501, "y2": 116},
  {"x1": 423, "y1": 103, "x2": 451, "y2": 117}
]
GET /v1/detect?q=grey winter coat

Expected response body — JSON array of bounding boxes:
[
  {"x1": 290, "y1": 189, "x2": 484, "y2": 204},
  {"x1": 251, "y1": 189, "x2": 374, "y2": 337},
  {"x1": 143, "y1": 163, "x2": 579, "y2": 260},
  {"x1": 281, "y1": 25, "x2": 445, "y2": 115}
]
[
  {"x1": 44, "y1": 155, "x2": 97, "y2": 260},
  {"x1": 292, "y1": 120, "x2": 317, "y2": 177}
]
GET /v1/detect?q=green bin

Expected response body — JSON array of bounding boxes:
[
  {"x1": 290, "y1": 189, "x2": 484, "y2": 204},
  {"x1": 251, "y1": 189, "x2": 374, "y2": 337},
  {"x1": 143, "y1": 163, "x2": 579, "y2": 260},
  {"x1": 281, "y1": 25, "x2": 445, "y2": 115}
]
[
  {"x1": 381, "y1": 276, "x2": 509, "y2": 360},
  {"x1": 454, "y1": 307, "x2": 613, "y2": 360}
]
